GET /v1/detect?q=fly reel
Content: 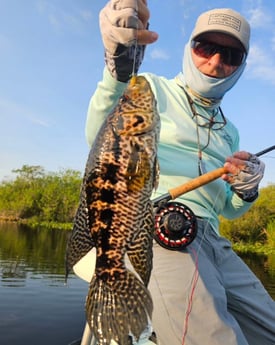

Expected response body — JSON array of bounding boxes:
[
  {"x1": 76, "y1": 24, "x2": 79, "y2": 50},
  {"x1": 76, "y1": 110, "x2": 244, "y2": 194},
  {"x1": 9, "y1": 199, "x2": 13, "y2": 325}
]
[{"x1": 154, "y1": 202, "x2": 197, "y2": 250}]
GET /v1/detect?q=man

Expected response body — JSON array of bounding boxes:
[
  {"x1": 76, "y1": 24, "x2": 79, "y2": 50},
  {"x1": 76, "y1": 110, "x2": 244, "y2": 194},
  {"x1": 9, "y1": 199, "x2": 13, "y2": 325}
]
[{"x1": 82, "y1": 1, "x2": 275, "y2": 344}]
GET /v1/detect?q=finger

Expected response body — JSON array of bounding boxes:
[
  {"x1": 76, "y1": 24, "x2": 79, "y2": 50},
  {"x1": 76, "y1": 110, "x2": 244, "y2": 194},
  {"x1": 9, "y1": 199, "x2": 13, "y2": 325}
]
[
  {"x1": 225, "y1": 157, "x2": 247, "y2": 170},
  {"x1": 221, "y1": 173, "x2": 234, "y2": 183},
  {"x1": 137, "y1": 0, "x2": 150, "y2": 27},
  {"x1": 136, "y1": 29, "x2": 158, "y2": 44},
  {"x1": 232, "y1": 151, "x2": 251, "y2": 160},
  {"x1": 224, "y1": 162, "x2": 242, "y2": 176},
  {"x1": 136, "y1": 0, "x2": 158, "y2": 44}
]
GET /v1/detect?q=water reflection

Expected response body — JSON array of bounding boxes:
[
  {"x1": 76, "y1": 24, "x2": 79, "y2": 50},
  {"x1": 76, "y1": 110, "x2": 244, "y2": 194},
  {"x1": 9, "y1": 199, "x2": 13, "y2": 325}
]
[
  {"x1": 0, "y1": 223, "x2": 274, "y2": 345},
  {"x1": 0, "y1": 223, "x2": 88, "y2": 345},
  {"x1": 240, "y1": 252, "x2": 275, "y2": 299},
  {"x1": 1, "y1": 262, "x2": 27, "y2": 287}
]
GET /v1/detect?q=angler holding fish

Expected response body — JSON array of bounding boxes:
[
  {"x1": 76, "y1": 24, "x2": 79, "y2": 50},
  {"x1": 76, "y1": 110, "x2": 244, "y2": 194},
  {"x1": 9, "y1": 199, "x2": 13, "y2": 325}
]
[{"x1": 69, "y1": 1, "x2": 275, "y2": 345}]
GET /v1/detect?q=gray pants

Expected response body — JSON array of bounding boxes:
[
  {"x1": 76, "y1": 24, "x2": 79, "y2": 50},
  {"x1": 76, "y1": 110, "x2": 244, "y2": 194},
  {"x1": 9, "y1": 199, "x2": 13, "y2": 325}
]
[{"x1": 149, "y1": 219, "x2": 275, "y2": 345}]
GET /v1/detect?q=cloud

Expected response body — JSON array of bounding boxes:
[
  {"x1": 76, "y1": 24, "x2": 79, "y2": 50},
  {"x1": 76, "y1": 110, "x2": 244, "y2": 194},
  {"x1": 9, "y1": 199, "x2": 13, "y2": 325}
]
[
  {"x1": 79, "y1": 10, "x2": 93, "y2": 22},
  {"x1": 36, "y1": 1, "x2": 93, "y2": 34},
  {"x1": 248, "y1": 7, "x2": 272, "y2": 28},
  {"x1": 0, "y1": 98, "x2": 51, "y2": 128},
  {"x1": 247, "y1": 44, "x2": 275, "y2": 85},
  {"x1": 149, "y1": 48, "x2": 170, "y2": 60},
  {"x1": 244, "y1": 2, "x2": 275, "y2": 84}
]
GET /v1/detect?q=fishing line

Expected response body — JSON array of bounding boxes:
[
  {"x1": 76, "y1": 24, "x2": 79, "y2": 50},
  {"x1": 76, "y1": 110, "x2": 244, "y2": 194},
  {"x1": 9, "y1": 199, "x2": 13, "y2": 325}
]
[
  {"x1": 181, "y1": 188, "x2": 223, "y2": 345},
  {"x1": 152, "y1": 189, "x2": 223, "y2": 344},
  {"x1": 181, "y1": 247, "x2": 199, "y2": 345},
  {"x1": 131, "y1": 0, "x2": 139, "y2": 77}
]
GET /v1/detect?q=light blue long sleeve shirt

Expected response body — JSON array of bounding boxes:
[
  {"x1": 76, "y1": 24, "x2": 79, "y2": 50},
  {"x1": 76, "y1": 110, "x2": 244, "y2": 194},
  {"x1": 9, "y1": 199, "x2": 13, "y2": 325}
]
[{"x1": 85, "y1": 67, "x2": 253, "y2": 232}]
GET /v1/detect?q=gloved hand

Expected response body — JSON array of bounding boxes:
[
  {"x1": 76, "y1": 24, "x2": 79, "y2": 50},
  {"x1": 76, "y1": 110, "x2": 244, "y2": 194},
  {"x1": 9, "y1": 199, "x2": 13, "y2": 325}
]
[
  {"x1": 99, "y1": 0, "x2": 158, "y2": 82},
  {"x1": 222, "y1": 151, "x2": 265, "y2": 202}
]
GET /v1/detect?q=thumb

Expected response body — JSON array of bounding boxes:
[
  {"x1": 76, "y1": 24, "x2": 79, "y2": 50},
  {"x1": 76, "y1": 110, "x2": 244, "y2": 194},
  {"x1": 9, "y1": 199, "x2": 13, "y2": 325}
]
[{"x1": 136, "y1": 29, "x2": 158, "y2": 45}]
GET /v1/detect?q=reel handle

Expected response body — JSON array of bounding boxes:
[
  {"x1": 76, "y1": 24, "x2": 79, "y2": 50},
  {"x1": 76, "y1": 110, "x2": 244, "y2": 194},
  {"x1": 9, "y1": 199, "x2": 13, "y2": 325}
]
[{"x1": 168, "y1": 167, "x2": 228, "y2": 200}]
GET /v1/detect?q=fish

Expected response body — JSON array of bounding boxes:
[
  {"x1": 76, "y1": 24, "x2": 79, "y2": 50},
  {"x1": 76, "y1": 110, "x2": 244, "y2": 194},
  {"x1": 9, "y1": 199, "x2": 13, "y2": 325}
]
[
  {"x1": 65, "y1": 178, "x2": 94, "y2": 280},
  {"x1": 66, "y1": 75, "x2": 160, "y2": 345}
]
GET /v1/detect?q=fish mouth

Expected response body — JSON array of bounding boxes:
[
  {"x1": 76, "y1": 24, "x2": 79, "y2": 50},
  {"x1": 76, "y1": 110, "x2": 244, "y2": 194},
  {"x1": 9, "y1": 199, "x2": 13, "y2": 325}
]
[{"x1": 127, "y1": 75, "x2": 153, "y2": 96}]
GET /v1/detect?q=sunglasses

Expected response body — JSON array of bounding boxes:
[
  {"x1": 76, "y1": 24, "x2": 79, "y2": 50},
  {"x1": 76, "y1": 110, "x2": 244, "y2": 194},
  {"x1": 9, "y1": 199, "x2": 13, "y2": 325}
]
[{"x1": 191, "y1": 40, "x2": 246, "y2": 66}]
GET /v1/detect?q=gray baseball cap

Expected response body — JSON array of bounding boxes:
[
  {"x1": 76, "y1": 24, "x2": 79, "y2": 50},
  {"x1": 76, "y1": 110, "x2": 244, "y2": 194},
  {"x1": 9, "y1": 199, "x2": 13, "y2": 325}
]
[{"x1": 191, "y1": 8, "x2": 250, "y2": 53}]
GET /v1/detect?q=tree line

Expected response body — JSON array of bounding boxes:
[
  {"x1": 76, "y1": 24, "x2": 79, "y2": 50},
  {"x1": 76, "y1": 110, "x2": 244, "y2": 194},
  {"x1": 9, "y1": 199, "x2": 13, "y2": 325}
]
[
  {"x1": 0, "y1": 165, "x2": 274, "y2": 247},
  {"x1": 0, "y1": 165, "x2": 81, "y2": 224}
]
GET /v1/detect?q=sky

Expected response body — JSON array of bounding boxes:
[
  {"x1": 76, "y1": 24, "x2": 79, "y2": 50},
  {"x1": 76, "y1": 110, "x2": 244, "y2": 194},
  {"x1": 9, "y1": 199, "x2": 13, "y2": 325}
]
[{"x1": 1, "y1": 0, "x2": 275, "y2": 187}]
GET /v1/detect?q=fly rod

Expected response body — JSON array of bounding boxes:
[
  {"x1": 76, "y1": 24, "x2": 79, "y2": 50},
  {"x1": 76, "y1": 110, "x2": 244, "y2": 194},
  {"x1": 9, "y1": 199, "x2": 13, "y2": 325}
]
[{"x1": 153, "y1": 145, "x2": 275, "y2": 207}]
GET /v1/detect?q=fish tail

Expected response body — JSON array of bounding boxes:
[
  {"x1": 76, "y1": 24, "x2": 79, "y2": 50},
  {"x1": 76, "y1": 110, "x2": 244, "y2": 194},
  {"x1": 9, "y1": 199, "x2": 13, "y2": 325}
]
[{"x1": 86, "y1": 269, "x2": 153, "y2": 345}]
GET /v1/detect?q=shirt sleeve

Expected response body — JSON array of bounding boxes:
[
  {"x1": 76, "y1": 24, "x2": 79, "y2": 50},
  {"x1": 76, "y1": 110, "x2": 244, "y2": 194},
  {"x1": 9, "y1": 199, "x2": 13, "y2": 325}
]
[
  {"x1": 221, "y1": 183, "x2": 256, "y2": 219},
  {"x1": 85, "y1": 67, "x2": 128, "y2": 148}
]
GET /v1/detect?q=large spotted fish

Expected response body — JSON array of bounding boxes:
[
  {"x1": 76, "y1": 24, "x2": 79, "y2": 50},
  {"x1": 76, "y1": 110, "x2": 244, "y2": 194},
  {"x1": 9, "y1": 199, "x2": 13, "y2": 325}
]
[{"x1": 66, "y1": 76, "x2": 160, "y2": 345}]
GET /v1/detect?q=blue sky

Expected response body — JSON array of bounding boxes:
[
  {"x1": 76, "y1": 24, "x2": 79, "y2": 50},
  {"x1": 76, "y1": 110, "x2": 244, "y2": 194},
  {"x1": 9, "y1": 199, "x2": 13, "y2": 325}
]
[{"x1": 1, "y1": 0, "x2": 275, "y2": 187}]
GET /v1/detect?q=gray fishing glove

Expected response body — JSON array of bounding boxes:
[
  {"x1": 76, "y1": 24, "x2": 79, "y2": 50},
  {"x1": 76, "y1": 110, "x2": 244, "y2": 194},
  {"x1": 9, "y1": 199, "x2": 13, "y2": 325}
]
[
  {"x1": 99, "y1": 0, "x2": 147, "y2": 82},
  {"x1": 229, "y1": 154, "x2": 265, "y2": 202}
]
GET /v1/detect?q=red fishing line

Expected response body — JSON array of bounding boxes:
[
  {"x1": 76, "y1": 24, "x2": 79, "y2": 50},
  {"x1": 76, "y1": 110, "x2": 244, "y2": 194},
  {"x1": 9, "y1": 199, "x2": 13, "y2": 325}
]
[{"x1": 182, "y1": 247, "x2": 199, "y2": 345}]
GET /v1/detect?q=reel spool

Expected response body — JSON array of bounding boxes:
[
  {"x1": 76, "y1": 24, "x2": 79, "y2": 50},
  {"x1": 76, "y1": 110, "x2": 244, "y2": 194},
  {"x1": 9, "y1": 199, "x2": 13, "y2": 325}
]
[{"x1": 154, "y1": 202, "x2": 197, "y2": 250}]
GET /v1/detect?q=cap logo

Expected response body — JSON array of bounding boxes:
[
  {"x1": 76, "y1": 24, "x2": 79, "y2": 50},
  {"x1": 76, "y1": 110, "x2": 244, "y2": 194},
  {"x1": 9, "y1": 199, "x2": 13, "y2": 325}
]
[{"x1": 208, "y1": 13, "x2": 241, "y2": 32}]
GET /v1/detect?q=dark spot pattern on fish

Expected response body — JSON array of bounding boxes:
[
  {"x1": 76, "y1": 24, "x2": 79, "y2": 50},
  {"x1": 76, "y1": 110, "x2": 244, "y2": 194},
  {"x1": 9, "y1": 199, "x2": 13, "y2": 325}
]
[
  {"x1": 100, "y1": 188, "x2": 115, "y2": 203},
  {"x1": 99, "y1": 208, "x2": 114, "y2": 227},
  {"x1": 102, "y1": 162, "x2": 119, "y2": 184},
  {"x1": 133, "y1": 115, "x2": 145, "y2": 128}
]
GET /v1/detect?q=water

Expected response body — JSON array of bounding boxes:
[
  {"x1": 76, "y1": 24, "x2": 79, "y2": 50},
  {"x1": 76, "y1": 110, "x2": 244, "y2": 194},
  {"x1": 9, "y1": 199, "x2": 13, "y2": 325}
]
[
  {"x1": 0, "y1": 223, "x2": 88, "y2": 345},
  {"x1": 0, "y1": 223, "x2": 274, "y2": 345}
]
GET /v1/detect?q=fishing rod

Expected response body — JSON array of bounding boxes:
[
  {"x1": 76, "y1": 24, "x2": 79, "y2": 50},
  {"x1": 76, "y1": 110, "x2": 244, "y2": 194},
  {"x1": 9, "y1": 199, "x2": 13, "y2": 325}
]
[
  {"x1": 153, "y1": 145, "x2": 275, "y2": 250},
  {"x1": 153, "y1": 145, "x2": 275, "y2": 207}
]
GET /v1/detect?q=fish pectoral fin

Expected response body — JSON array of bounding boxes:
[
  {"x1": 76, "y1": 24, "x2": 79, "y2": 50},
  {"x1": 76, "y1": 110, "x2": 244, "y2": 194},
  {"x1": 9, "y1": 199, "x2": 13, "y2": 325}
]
[
  {"x1": 153, "y1": 158, "x2": 160, "y2": 191},
  {"x1": 126, "y1": 142, "x2": 141, "y2": 178},
  {"x1": 126, "y1": 147, "x2": 151, "y2": 192}
]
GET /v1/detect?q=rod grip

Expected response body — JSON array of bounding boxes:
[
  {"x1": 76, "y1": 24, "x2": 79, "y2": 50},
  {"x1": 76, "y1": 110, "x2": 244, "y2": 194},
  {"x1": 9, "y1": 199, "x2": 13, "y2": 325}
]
[{"x1": 168, "y1": 167, "x2": 228, "y2": 200}]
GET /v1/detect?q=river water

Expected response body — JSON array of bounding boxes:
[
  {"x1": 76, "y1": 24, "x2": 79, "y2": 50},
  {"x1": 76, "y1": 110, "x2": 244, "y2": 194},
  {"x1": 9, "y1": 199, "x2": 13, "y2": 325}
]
[{"x1": 0, "y1": 223, "x2": 274, "y2": 345}]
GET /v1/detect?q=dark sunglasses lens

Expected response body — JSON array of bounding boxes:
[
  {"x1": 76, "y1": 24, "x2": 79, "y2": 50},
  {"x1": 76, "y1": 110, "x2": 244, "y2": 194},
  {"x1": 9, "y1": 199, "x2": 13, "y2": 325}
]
[
  {"x1": 192, "y1": 41, "x2": 245, "y2": 66},
  {"x1": 193, "y1": 42, "x2": 214, "y2": 58},
  {"x1": 227, "y1": 49, "x2": 245, "y2": 66}
]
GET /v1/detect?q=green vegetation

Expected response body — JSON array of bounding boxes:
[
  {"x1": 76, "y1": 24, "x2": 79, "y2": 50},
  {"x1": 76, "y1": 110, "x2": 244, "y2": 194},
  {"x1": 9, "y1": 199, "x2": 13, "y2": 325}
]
[
  {"x1": 0, "y1": 165, "x2": 274, "y2": 253},
  {"x1": 219, "y1": 184, "x2": 275, "y2": 253},
  {"x1": 0, "y1": 165, "x2": 82, "y2": 229}
]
